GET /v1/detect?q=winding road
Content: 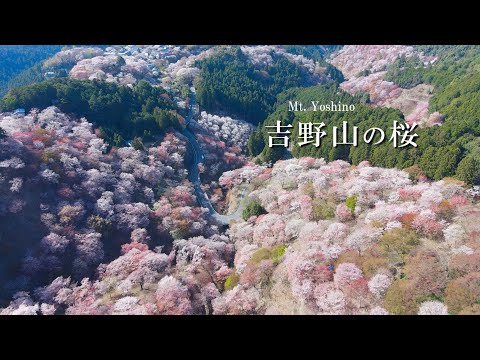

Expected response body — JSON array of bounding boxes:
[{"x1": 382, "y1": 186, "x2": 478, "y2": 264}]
[{"x1": 182, "y1": 88, "x2": 246, "y2": 226}]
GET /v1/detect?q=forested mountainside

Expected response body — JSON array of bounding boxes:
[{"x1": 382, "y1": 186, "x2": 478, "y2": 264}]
[
  {"x1": 218, "y1": 159, "x2": 480, "y2": 315},
  {"x1": 1, "y1": 79, "x2": 181, "y2": 146},
  {"x1": 249, "y1": 45, "x2": 480, "y2": 185},
  {"x1": 195, "y1": 46, "x2": 341, "y2": 124},
  {"x1": 0, "y1": 106, "x2": 244, "y2": 310},
  {"x1": 0, "y1": 45, "x2": 479, "y2": 314},
  {"x1": 0, "y1": 46, "x2": 64, "y2": 96}
]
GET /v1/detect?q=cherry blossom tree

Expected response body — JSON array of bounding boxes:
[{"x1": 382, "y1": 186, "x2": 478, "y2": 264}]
[
  {"x1": 212, "y1": 285, "x2": 260, "y2": 315},
  {"x1": 285, "y1": 249, "x2": 333, "y2": 309},
  {"x1": 130, "y1": 228, "x2": 150, "y2": 244},
  {"x1": 418, "y1": 301, "x2": 448, "y2": 315},
  {"x1": 443, "y1": 224, "x2": 466, "y2": 247},
  {"x1": 9, "y1": 177, "x2": 23, "y2": 193},
  {"x1": 370, "y1": 306, "x2": 389, "y2": 315},
  {"x1": 368, "y1": 273, "x2": 392, "y2": 297},
  {"x1": 73, "y1": 232, "x2": 104, "y2": 278},
  {"x1": 336, "y1": 203, "x2": 353, "y2": 222},
  {"x1": 112, "y1": 296, "x2": 148, "y2": 315},
  {"x1": 0, "y1": 292, "x2": 39, "y2": 315},
  {"x1": 34, "y1": 276, "x2": 72, "y2": 303},
  {"x1": 252, "y1": 214, "x2": 286, "y2": 247},
  {"x1": 314, "y1": 282, "x2": 346, "y2": 315},
  {"x1": 334, "y1": 263, "x2": 364, "y2": 287},
  {"x1": 155, "y1": 276, "x2": 193, "y2": 315},
  {"x1": 40, "y1": 233, "x2": 71, "y2": 254},
  {"x1": 114, "y1": 203, "x2": 150, "y2": 232}
]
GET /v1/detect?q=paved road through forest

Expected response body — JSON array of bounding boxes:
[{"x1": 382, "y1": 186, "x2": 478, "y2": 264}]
[{"x1": 182, "y1": 88, "x2": 246, "y2": 225}]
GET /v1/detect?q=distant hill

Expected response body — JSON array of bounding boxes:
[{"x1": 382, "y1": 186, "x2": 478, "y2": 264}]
[
  {"x1": 0, "y1": 45, "x2": 64, "y2": 96},
  {"x1": 195, "y1": 46, "x2": 340, "y2": 125},
  {"x1": 0, "y1": 45, "x2": 111, "y2": 97}
]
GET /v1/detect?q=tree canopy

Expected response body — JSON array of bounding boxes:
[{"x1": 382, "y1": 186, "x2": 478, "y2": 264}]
[
  {"x1": 249, "y1": 79, "x2": 480, "y2": 185},
  {"x1": 0, "y1": 45, "x2": 63, "y2": 96},
  {"x1": 1, "y1": 78, "x2": 182, "y2": 146},
  {"x1": 195, "y1": 47, "x2": 315, "y2": 124}
]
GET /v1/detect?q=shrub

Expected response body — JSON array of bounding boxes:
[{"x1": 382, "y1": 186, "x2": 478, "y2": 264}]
[
  {"x1": 224, "y1": 272, "x2": 240, "y2": 291},
  {"x1": 444, "y1": 273, "x2": 480, "y2": 314},
  {"x1": 336, "y1": 247, "x2": 389, "y2": 278},
  {"x1": 383, "y1": 280, "x2": 419, "y2": 315},
  {"x1": 242, "y1": 200, "x2": 267, "y2": 221},
  {"x1": 250, "y1": 248, "x2": 271, "y2": 264},
  {"x1": 250, "y1": 245, "x2": 286, "y2": 265},
  {"x1": 312, "y1": 198, "x2": 335, "y2": 221},
  {"x1": 459, "y1": 304, "x2": 480, "y2": 315},
  {"x1": 362, "y1": 255, "x2": 390, "y2": 278},
  {"x1": 444, "y1": 280, "x2": 473, "y2": 314},
  {"x1": 251, "y1": 176, "x2": 266, "y2": 190},
  {"x1": 404, "y1": 164, "x2": 426, "y2": 182},
  {"x1": 345, "y1": 195, "x2": 357, "y2": 213},
  {"x1": 41, "y1": 151, "x2": 59, "y2": 164},
  {"x1": 170, "y1": 223, "x2": 189, "y2": 240},
  {"x1": 270, "y1": 245, "x2": 286, "y2": 264},
  {"x1": 281, "y1": 179, "x2": 298, "y2": 190},
  {"x1": 87, "y1": 215, "x2": 112, "y2": 236},
  {"x1": 379, "y1": 228, "x2": 420, "y2": 264},
  {"x1": 302, "y1": 182, "x2": 315, "y2": 198},
  {"x1": 404, "y1": 250, "x2": 448, "y2": 298},
  {"x1": 58, "y1": 205, "x2": 84, "y2": 225},
  {"x1": 336, "y1": 250, "x2": 363, "y2": 269},
  {"x1": 132, "y1": 137, "x2": 144, "y2": 151},
  {"x1": 436, "y1": 200, "x2": 454, "y2": 221}
]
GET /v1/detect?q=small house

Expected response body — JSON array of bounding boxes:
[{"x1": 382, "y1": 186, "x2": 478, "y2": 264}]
[{"x1": 13, "y1": 108, "x2": 26, "y2": 117}]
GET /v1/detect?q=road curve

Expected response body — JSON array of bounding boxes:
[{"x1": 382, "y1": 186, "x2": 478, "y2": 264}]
[{"x1": 182, "y1": 88, "x2": 246, "y2": 225}]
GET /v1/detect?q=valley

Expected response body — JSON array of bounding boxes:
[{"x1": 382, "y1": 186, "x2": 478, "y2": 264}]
[{"x1": 0, "y1": 45, "x2": 479, "y2": 315}]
